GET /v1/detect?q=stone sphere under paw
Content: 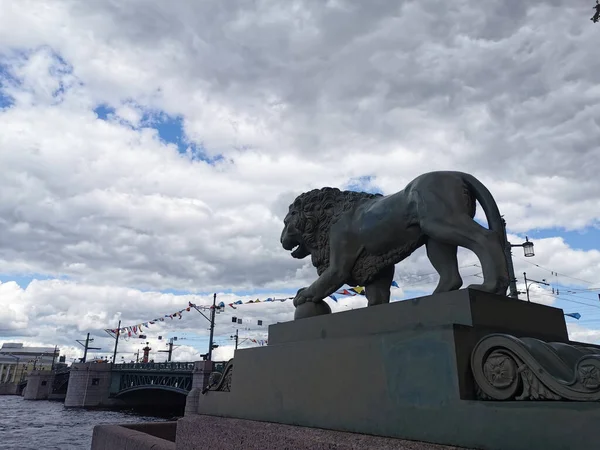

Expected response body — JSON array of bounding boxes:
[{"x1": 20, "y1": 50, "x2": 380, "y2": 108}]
[{"x1": 294, "y1": 301, "x2": 332, "y2": 320}]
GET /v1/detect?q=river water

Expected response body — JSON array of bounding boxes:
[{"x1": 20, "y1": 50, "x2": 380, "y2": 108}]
[{"x1": 0, "y1": 396, "x2": 171, "y2": 450}]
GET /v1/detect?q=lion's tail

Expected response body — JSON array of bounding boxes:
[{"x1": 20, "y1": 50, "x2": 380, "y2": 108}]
[{"x1": 460, "y1": 173, "x2": 506, "y2": 241}]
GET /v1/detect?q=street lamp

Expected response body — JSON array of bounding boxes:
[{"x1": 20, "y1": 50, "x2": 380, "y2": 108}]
[
  {"x1": 189, "y1": 293, "x2": 218, "y2": 362},
  {"x1": 502, "y1": 218, "x2": 536, "y2": 299},
  {"x1": 522, "y1": 237, "x2": 534, "y2": 257},
  {"x1": 523, "y1": 272, "x2": 550, "y2": 302},
  {"x1": 510, "y1": 235, "x2": 535, "y2": 257}
]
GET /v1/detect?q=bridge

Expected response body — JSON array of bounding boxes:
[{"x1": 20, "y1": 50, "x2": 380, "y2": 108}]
[
  {"x1": 61, "y1": 360, "x2": 225, "y2": 412},
  {"x1": 51, "y1": 367, "x2": 70, "y2": 396},
  {"x1": 19, "y1": 360, "x2": 226, "y2": 414},
  {"x1": 110, "y1": 362, "x2": 196, "y2": 396}
]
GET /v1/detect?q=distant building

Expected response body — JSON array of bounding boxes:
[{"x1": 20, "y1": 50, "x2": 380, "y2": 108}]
[{"x1": 0, "y1": 343, "x2": 59, "y2": 383}]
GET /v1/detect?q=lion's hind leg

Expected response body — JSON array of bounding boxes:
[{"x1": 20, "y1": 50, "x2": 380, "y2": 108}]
[
  {"x1": 426, "y1": 239, "x2": 462, "y2": 293},
  {"x1": 420, "y1": 215, "x2": 508, "y2": 295},
  {"x1": 365, "y1": 265, "x2": 395, "y2": 306}
]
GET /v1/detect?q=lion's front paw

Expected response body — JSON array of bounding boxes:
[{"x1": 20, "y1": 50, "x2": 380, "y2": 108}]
[{"x1": 293, "y1": 287, "x2": 312, "y2": 307}]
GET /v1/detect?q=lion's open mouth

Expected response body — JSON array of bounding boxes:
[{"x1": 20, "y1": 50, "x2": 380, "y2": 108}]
[{"x1": 291, "y1": 243, "x2": 310, "y2": 259}]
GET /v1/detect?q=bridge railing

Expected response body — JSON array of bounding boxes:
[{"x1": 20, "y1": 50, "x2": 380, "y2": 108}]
[{"x1": 112, "y1": 362, "x2": 195, "y2": 372}]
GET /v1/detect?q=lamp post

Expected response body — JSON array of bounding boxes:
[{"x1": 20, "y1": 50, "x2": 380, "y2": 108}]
[
  {"x1": 523, "y1": 272, "x2": 550, "y2": 303},
  {"x1": 502, "y1": 218, "x2": 535, "y2": 299},
  {"x1": 190, "y1": 293, "x2": 222, "y2": 361},
  {"x1": 158, "y1": 337, "x2": 180, "y2": 362}
]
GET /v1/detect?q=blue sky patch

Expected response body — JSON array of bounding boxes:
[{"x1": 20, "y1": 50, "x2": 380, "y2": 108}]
[
  {"x1": 526, "y1": 227, "x2": 600, "y2": 252},
  {"x1": 345, "y1": 175, "x2": 383, "y2": 194},
  {"x1": 94, "y1": 104, "x2": 115, "y2": 120},
  {"x1": 0, "y1": 62, "x2": 18, "y2": 109},
  {"x1": 141, "y1": 111, "x2": 224, "y2": 164},
  {"x1": 0, "y1": 272, "x2": 70, "y2": 288},
  {"x1": 147, "y1": 113, "x2": 184, "y2": 148},
  {"x1": 93, "y1": 104, "x2": 224, "y2": 164}
]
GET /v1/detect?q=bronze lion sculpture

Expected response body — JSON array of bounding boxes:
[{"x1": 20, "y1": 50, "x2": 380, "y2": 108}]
[{"x1": 281, "y1": 171, "x2": 509, "y2": 316}]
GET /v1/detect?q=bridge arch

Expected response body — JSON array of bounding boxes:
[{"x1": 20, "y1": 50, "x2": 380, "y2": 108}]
[
  {"x1": 114, "y1": 385, "x2": 189, "y2": 397},
  {"x1": 113, "y1": 384, "x2": 188, "y2": 416}
]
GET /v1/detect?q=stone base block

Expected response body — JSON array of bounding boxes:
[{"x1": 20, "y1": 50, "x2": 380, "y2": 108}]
[
  {"x1": 0, "y1": 383, "x2": 20, "y2": 395},
  {"x1": 23, "y1": 371, "x2": 54, "y2": 400},
  {"x1": 91, "y1": 422, "x2": 176, "y2": 450},
  {"x1": 65, "y1": 362, "x2": 113, "y2": 407},
  {"x1": 187, "y1": 289, "x2": 600, "y2": 450},
  {"x1": 176, "y1": 415, "x2": 466, "y2": 450}
]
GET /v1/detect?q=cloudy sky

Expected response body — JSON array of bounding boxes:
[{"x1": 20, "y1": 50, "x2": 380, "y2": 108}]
[{"x1": 0, "y1": 0, "x2": 599, "y2": 364}]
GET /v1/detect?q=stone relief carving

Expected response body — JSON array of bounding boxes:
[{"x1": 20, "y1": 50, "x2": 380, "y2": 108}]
[
  {"x1": 471, "y1": 334, "x2": 600, "y2": 401},
  {"x1": 280, "y1": 171, "x2": 510, "y2": 320},
  {"x1": 203, "y1": 359, "x2": 233, "y2": 394}
]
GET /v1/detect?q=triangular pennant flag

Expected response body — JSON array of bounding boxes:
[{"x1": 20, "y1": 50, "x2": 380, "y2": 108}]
[
  {"x1": 391, "y1": 281, "x2": 399, "y2": 288},
  {"x1": 564, "y1": 312, "x2": 581, "y2": 320},
  {"x1": 329, "y1": 294, "x2": 338, "y2": 302}
]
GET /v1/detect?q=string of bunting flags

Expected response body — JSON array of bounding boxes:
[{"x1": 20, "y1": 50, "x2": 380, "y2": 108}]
[
  {"x1": 225, "y1": 281, "x2": 401, "y2": 308},
  {"x1": 105, "y1": 302, "x2": 214, "y2": 337},
  {"x1": 104, "y1": 282, "x2": 402, "y2": 337}
]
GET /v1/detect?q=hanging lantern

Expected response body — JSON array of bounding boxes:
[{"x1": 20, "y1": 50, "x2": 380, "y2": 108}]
[{"x1": 523, "y1": 237, "x2": 534, "y2": 257}]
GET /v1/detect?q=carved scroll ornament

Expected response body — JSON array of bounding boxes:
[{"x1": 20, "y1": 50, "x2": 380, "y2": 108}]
[
  {"x1": 202, "y1": 359, "x2": 233, "y2": 394},
  {"x1": 471, "y1": 334, "x2": 600, "y2": 401}
]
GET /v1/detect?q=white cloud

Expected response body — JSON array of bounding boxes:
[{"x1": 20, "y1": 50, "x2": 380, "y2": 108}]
[{"x1": 0, "y1": 0, "x2": 599, "y2": 354}]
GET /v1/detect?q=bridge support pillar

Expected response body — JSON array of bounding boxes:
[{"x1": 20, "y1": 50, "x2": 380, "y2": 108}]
[
  {"x1": 65, "y1": 363, "x2": 113, "y2": 407},
  {"x1": 23, "y1": 371, "x2": 54, "y2": 400},
  {"x1": 185, "y1": 361, "x2": 214, "y2": 415}
]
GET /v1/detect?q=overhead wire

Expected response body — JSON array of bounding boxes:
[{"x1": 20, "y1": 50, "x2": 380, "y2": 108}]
[{"x1": 516, "y1": 256, "x2": 599, "y2": 288}]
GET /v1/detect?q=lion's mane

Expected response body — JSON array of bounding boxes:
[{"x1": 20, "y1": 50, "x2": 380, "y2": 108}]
[{"x1": 290, "y1": 187, "x2": 425, "y2": 286}]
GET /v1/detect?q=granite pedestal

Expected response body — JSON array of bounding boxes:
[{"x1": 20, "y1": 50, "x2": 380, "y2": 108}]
[{"x1": 186, "y1": 289, "x2": 600, "y2": 450}]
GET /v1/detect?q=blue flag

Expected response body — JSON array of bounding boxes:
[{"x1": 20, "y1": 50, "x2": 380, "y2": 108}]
[
  {"x1": 329, "y1": 294, "x2": 338, "y2": 302},
  {"x1": 564, "y1": 312, "x2": 581, "y2": 320}
]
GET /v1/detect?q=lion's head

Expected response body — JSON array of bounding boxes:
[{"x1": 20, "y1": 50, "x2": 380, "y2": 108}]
[{"x1": 280, "y1": 187, "x2": 382, "y2": 276}]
